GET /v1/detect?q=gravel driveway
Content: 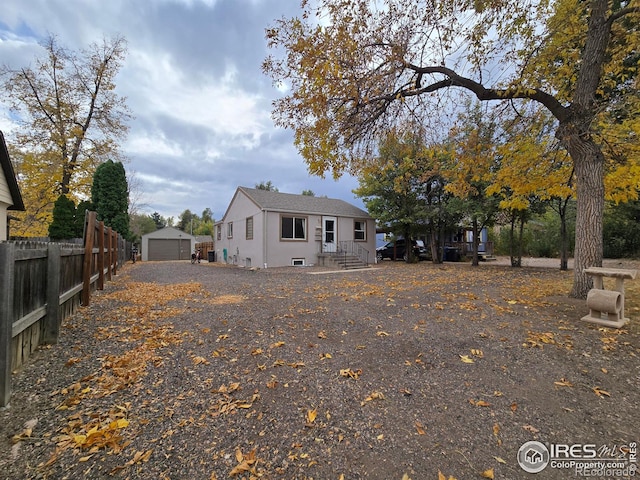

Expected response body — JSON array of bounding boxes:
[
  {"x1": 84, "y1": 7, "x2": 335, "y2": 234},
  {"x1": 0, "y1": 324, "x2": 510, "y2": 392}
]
[{"x1": 2, "y1": 259, "x2": 639, "y2": 479}]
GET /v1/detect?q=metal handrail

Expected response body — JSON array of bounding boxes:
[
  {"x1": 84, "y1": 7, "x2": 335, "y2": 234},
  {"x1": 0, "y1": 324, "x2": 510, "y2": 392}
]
[{"x1": 337, "y1": 241, "x2": 370, "y2": 265}]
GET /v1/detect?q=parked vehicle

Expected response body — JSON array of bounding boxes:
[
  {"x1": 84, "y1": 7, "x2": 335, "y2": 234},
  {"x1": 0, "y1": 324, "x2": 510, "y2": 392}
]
[{"x1": 376, "y1": 239, "x2": 429, "y2": 262}]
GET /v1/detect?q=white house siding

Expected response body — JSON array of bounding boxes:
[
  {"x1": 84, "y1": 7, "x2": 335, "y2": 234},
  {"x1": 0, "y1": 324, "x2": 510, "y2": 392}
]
[
  {"x1": 1, "y1": 171, "x2": 13, "y2": 240},
  {"x1": 215, "y1": 191, "x2": 264, "y2": 267},
  {"x1": 263, "y1": 211, "x2": 320, "y2": 267},
  {"x1": 0, "y1": 203, "x2": 8, "y2": 241},
  {"x1": 0, "y1": 174, "x2": 11, "y2": 205}
]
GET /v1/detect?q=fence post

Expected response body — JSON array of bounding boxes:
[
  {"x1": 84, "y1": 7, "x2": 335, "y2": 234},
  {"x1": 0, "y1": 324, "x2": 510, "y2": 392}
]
[
  {"x1": 112, "y1": 229, "x2": 118, "y2": 276},
  {"x1": 0, "y1": 243, "x2": 15, "y2": 407},
  {"x1": 98, "y1": 220, "x2": 105, "y2": 290},
  {"x1": 106, "y1": 227, "x2": 113, "y2": 281},
  {"x1": 44, "y1": 243, "x2": 61, "y2": 344},
  {"x1": 83, "y1": 211, "x2": 96, "y2": 306}
]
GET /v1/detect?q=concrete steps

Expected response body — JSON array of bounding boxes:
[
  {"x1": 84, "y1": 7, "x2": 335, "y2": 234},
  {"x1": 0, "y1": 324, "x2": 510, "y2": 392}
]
[{"x1": 329, "y1": 253, "x2": 370, "y2": 270}]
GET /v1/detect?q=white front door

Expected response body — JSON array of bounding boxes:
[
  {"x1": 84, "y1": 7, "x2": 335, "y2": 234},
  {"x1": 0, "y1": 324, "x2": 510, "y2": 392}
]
[{"x1": 323, "y1": 216, "x2": 337, "y2": 253}]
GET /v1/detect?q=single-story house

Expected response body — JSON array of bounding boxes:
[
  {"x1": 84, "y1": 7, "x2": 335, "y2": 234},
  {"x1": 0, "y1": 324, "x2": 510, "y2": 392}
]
[
  {"x1": 214, "y1": 187, "x2": 376, "y2": 268},
  {"x1": 0, "y1": 131, "x2": 25, "y2": 241},
  {"x1": 141, "y1": 226, "x2": 196, "y2": 261}
]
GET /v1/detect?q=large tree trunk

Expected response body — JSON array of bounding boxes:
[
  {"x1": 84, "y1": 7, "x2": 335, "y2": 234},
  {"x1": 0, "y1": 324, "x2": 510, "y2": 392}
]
[
  {"x1": 559, "y1": 197, "x2": 569, "y2": 271},
  {"x1": 563, "y1": 0, "x2": 610, "y2": 298},
  {"x1": 565, "y1": 137, "x2": 604, "y2": 298},
  {"x1": 471, "y1": 217, "x2": 479, "y2": 267},
  {"x1": 509, "y1": 215, "x2": 519, "y2": 267},
  {"x1": 517, "y1": 214, "x2": 524, "y2": 266},
  {"x1": 430, "y1": 230, "x2": 441, "y2": 263}
]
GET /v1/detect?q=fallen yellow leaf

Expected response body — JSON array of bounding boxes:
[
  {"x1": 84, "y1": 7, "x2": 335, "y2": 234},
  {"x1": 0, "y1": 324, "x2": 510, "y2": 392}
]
[
  {"x1": 438, "y1": 471, "x2": 457, "y2": 480},
  {"x1": 554, "y1": 378, "x2": 574, "y2": 388},
  {"x1": 339, "y1": 368, "x2": 361, "y2": 379},
  {"x1": 363, "y1": 391, "x2": 384, "y2": 403},
  {"x1": 113, "y1": 418, "x2": 129, "y2": 429},
  {"x1": 459, "y1": 355, "x2": 475, "y2": 364},
  {"x1": 481, "y1": 468, "x2": 495, "y2": 479},
  {"x1": 592, "y1": 386, "x2": 610, "y2": 397},
  {"x1": 306, "y1": 408, "x2": 317, "y2": 424}
]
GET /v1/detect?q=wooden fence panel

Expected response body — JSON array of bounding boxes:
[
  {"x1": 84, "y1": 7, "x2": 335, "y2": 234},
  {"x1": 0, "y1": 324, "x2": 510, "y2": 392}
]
[
  {"x1": 0, "y1": 243, "x2": 15, "y2": 407},
  {"x1": 0, "y1": 211, "x2": 130, "y2": 407}
]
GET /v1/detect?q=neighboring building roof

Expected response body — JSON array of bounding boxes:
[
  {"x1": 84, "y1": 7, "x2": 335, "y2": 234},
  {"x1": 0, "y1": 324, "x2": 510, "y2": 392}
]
[
  {"x1": 0, "y1": 130, "x2": 25, "y2": 211},
  {"x1": 142, "y1": 226, "x2": 196, "y2": 239},
  {"x1": 195, "y1": 235, "x2": 213, "y2": 243},
  {"x1": 229, "y1": 186, "x2": 371, "y2": 219}
]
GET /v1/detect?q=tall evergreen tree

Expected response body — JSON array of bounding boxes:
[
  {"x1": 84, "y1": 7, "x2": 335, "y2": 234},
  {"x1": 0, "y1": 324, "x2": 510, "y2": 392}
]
[
  {"x1": 91, "y1": 160, "x2": 130, "y2": 238},
  {"x1": 48, "y1": 194, "x2": 77, "y2": 240},
  {"x1": 74, "y1": 200, "x2": 93, "y2": 238},
  {"x1": 151, "y1": 212, "x2": 166, "y2": 229}
]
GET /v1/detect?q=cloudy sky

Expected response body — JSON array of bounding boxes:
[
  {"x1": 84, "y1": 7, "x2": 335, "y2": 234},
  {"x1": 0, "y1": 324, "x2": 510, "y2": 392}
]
[{"x1": 0, "y1": 0, "x2": 364, "y2": 222}]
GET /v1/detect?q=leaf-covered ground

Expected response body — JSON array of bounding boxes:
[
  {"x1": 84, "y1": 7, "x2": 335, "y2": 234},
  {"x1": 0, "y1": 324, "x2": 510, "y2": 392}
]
[{"x1": 1, "y1": 259, "x2": 639, "y2": 479}]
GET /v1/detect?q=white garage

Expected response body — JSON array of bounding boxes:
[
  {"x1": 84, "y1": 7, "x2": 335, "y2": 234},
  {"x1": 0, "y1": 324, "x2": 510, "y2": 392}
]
[{"x1": 141, "y1": 227, "x2": 196, "y2": 261}]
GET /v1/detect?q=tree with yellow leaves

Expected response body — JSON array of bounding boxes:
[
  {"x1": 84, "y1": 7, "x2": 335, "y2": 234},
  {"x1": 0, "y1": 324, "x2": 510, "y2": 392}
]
[
  {"x1": 263, "y1": 0, "x2": 640, "y2": 298},
  {"x1": 442, "y1": 103, "x2": 501, "y2": 266},
  {"x1": 1, "y1": 35, "x2": 130, "y2": 237},
  {"x1": 487, "y1": 106, "x2": 575, "y2": 269},
  {"x1": 353, "y1": 127, "x2": 458, "y2": 262}
]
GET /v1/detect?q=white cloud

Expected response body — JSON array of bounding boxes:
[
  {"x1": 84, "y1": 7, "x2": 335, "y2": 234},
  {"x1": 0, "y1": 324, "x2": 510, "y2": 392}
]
[
  {"x1": 126, "y1": 49, "x2": 269, "y2": 149},
  {"x1": 0, "y1": 0, "x2": 367, "y2": 222}
]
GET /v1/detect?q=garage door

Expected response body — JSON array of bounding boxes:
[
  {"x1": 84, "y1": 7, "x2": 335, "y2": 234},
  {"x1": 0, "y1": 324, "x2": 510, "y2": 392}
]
[{"x1": 148, "y1": 238, "x2": 191, "y2": 261}]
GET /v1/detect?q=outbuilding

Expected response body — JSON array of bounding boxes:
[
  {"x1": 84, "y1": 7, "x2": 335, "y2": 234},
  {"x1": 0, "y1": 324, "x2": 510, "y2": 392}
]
[{"x1": 141, "y1": 226, "x2": 196, "y2": 261}]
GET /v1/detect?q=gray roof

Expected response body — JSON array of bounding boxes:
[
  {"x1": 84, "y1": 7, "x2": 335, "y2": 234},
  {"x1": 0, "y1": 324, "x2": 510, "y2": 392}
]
[
  {"x1": 0, "y1": 131, "x2": 25, "y2": 211},
  {"x1": 238, "y1": 186, "x2": 370, "y2": 218}
]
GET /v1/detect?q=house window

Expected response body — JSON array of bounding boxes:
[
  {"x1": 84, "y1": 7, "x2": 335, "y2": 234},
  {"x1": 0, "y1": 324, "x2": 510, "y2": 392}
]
[
  {"x1": 216, "y1": 225, "x2": 222, "y2": 241},
  {"x1": 227, "y1": 222, "x2": 233, "y2": 238},
  {"x1": 354, "y1": 220, "x2": 366, "y2": 241},
  {"x1": 281, "y1": 216, "x2": 306, "y2": 240},
  {"x1": 246, "y1": 216, "x2": 253, "y2": 240},
  {"x1": 292, "y1": 258, "x2": 305, "y2": 266}
]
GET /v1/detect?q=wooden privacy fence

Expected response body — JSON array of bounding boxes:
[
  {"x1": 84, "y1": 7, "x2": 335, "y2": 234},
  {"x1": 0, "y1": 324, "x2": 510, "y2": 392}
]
[{"x1": 0, "y1": 211, "x2": 129, "y2": 407}]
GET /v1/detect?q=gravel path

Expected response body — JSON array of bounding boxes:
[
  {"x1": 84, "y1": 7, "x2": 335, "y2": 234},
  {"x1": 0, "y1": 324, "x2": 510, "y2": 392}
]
[{"x1": 2, "y1": 259, "x2": 639, "y2": 479}]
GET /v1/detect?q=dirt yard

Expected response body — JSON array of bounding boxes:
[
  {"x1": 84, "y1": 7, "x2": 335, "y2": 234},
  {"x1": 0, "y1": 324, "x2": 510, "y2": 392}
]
[{"x1": 1, "y1": 258, "x2": 639, "y2": 480}]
